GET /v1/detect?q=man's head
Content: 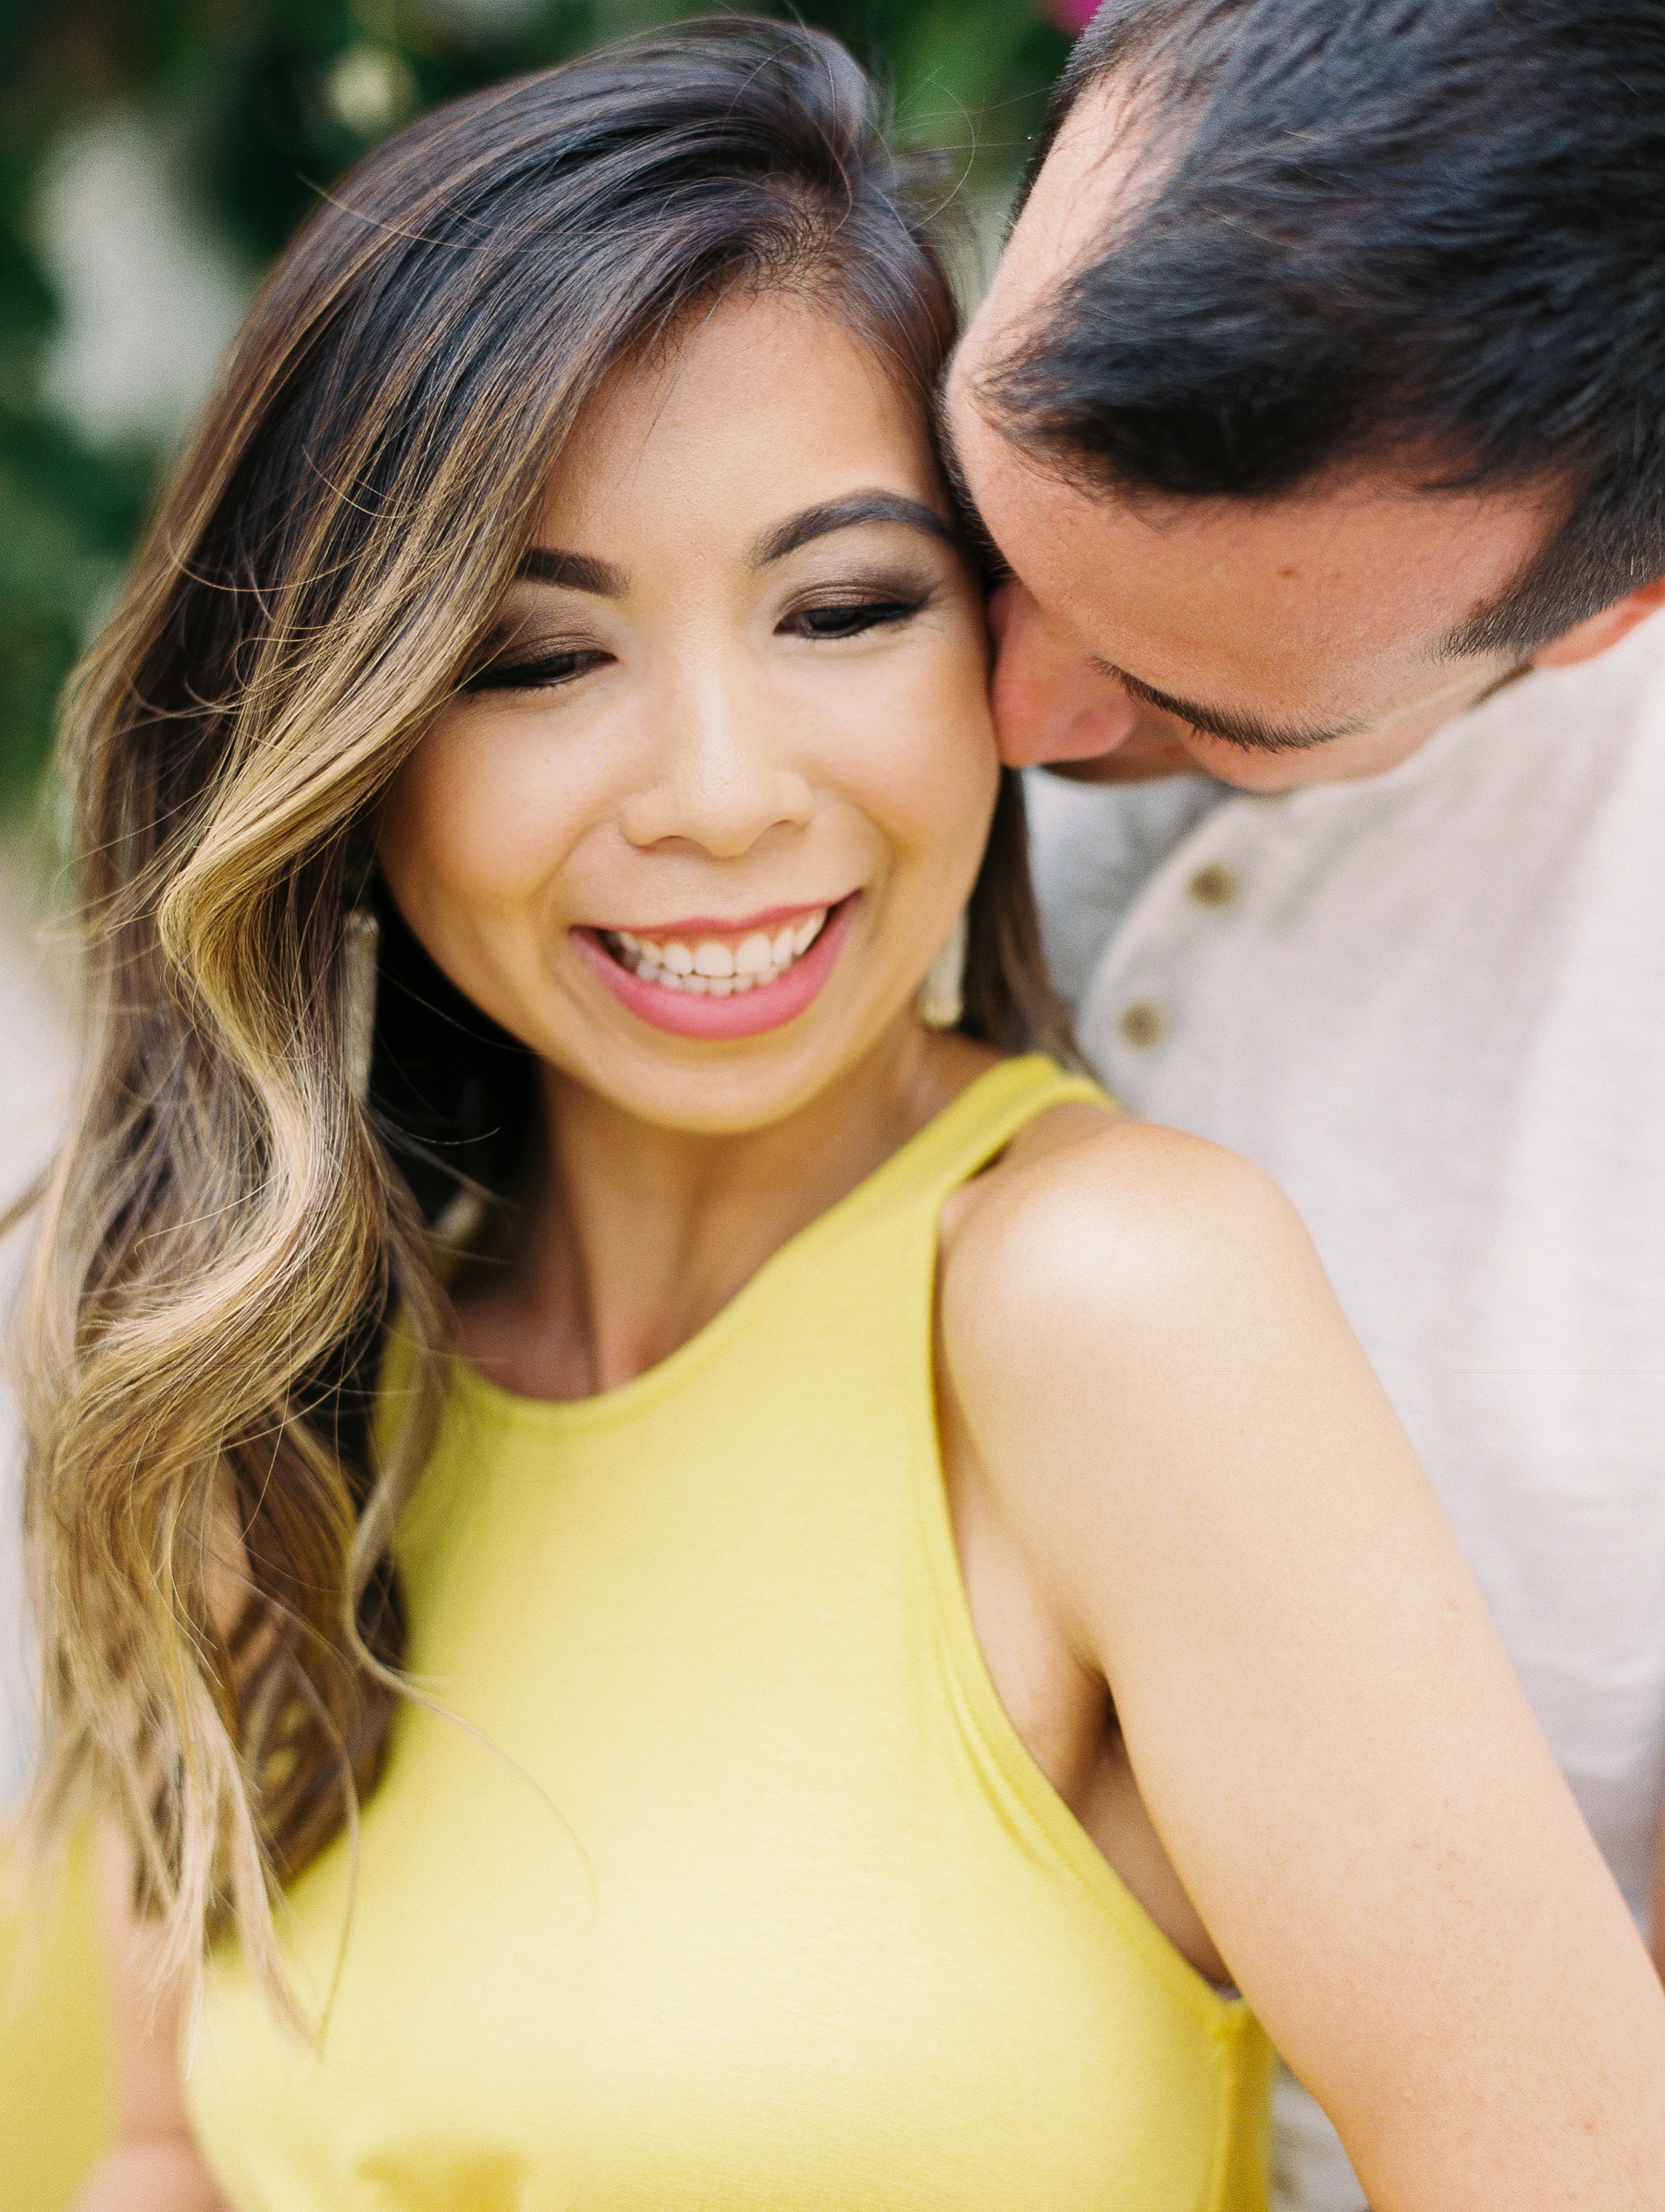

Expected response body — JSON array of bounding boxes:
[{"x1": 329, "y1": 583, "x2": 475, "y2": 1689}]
[{"x1": 947, "y1": 0, "x2": 1665, "y2": 787}]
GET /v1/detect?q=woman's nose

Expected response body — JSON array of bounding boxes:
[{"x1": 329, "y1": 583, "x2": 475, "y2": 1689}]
[
  {"x1": 617, "y1": 666, "x2": 814, "y2": 858},
  {"x1": 988, "y1": 580, "x2": 1140, "y2": 768}
]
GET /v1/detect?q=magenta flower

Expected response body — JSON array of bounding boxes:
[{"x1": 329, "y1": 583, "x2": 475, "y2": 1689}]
[{"x1": 1042, "y1": 0, "x2": 1101, "y2": 30}]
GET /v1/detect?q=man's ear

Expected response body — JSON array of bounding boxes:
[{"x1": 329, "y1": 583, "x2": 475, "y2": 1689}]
[{"x1": 1531, "y1": 575, "x2": 1665, "y2": 670}]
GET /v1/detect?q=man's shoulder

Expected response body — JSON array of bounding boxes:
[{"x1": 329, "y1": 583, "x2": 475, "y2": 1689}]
[
  {"x1": 1350, "y1": 610, "x2": 1665, "y2": 884},
  {"x1": 1459, "y1": 608, "x2": 1665, "y2": 769}
]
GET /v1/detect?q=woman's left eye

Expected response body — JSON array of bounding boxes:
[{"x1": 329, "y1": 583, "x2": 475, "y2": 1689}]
[{"x1": 779, "y1": 595, "x2": 929, "y2": 642}]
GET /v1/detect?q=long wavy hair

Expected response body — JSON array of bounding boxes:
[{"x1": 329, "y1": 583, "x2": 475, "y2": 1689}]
[{"x1": 17, "y1": 18, "x2": 1067, "y2": 2006}]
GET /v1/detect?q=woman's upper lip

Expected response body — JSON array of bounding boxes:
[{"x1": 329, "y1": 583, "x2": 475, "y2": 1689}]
[{"x1": 582, "y1": 896, "x2": 850, "y2": 938}]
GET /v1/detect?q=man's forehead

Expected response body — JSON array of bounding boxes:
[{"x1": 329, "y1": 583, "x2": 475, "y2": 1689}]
[
  {"x1": 972, "y1": 81, "x2": 1152, "y2": 354},
  {"x1": 988, "y1": 444, "x2": 1558, "y2": 698}
]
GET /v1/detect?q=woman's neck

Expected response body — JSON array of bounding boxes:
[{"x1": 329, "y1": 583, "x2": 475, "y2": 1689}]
[{"x1": 453, "y1": 1018, "x2": 996, "y2": 1403}]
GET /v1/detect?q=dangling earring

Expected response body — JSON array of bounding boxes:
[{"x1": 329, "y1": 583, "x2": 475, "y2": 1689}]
[
  {"x1": 342, "y1": 905, "x2": 380, "y2": 1105},
  {"x1": 916, "y1": 909, "x2": 968, "y2": 1032}
]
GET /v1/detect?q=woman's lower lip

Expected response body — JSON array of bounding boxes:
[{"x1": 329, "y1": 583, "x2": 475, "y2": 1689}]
[{"x1": 574, "y1": 896, "x2": 857, "y2": 1041}]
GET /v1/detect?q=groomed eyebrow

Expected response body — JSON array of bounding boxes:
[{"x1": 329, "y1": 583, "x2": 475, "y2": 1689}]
[
  {"x1": 512, "y1": 499, "x2": 952, "y2": 597},
  {"x1": 516, "y1": 546, "x2": 628, "y2": 596},
  {"x1": 1092, "y1": 658, "x2": 1364, "y2": 753},
  {"x1": 753, "y1": 493, "x2": 956, "y2": 566}
]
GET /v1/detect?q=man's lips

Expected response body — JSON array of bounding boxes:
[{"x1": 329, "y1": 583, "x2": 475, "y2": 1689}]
[{"x1": 573, "y1": 896, "x2": 857, "y2": 1042}]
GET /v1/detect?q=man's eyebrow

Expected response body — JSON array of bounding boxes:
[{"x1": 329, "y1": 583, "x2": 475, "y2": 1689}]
[
  {"x1": 516, "y1": 546, "x2": 628, "y2": 596},
  {"x1": 753, "y1": 493, "x2": 956, "y2": 566},
  {"x1": 1092, "y1": 659, "x2": 1363, "y2": 753}
]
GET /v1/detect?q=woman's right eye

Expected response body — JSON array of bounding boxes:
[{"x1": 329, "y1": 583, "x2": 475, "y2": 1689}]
[{"x1": 463, "y1": 647, "x2": 611, "y2": 694}]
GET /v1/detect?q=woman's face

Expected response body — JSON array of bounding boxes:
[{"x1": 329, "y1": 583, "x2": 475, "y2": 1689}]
[{"x1": 379, "y1": 290, "x2": 999, "y2": 1134}]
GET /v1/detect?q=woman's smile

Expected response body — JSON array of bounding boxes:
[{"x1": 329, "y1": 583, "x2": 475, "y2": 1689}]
[
  {"x1": 575, "y1": 894, "x2": 856, "y2": 1039},
  {"x1": 379, "y1": 287, "x2": 1000, "y2": 1136}
]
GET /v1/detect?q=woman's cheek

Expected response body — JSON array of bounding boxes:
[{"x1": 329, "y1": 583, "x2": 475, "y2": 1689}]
[
  {"x1": 384, "y1": 711, "x2": 585, "y2": 909},
  {"x1": 843, "y1": 628, "x2": 999, "y2": 803},
  {"x1": 897, "y1": 656, "x2": 1002, "y2": 843}
]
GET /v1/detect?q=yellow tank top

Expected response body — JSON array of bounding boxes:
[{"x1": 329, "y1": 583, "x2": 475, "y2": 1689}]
[{"x1": 188, "y1": 1055, "x2": 1273, "y2": 2211}]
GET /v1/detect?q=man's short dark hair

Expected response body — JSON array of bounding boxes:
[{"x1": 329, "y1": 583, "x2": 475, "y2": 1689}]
[{"x1": 981, "y1": 0, "x2": 1665, "y2": 652}]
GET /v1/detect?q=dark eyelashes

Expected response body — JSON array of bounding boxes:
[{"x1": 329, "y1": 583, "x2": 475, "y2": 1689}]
[
  {"x1": 463, "y1": 647, "x2": 604, "y2": 694},
  {"x1": 782, "y1": 591, "x2": 931, "y2": 640},
  {"x1": 461, "y1": 582, "x2": 938, "y2": 694}
]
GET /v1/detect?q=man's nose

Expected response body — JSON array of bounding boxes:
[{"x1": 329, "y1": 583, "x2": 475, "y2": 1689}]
[
  {"x1": 989, "y1": 581, "x2": 1141, "y2": 768},
  {"x1": 618, "y1": 665, "x2": 814, "y2": 858}
]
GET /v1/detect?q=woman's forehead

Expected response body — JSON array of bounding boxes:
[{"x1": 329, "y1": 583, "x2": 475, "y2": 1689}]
[{"x1": 532, "y1": 290, "x2": 938, "y2": 535}]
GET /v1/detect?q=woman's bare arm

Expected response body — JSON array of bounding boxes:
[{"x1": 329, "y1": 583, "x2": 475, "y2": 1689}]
[
  {"x1": 72, "y1": 1821, "x2": 223, "y2": 2212},
  {"x1": 942, "y1": 1118, "x2": 1665, "y2": 2212}
]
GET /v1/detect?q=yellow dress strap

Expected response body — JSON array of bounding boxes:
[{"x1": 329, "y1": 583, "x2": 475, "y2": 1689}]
[
  {"x1": 388, "y1": 1054, "x2": 1107, "y2": 1417},
  {"x1": 845, "y1": 1053, "x2": 1112, "y2": 1220}
]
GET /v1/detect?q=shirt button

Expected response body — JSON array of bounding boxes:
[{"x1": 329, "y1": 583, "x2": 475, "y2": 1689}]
[
  {"x1": 1118, "y1": 1001, "x2": 1166, "y2": 1048},
  {"x1": 1188, "y1": 862, "x2": 1240, "y2": 908}
]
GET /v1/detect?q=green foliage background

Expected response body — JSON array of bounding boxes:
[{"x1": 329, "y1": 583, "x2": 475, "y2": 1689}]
[{"x1": 0, "y1": 0, "x2": 1069, "y2": 810}]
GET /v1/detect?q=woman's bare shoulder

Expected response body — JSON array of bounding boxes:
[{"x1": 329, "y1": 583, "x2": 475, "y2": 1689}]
[
  {"x1": 936, "y1": 1098, "x2": 1358, "y2": 1559},
  {"x1": 942, "y1": 1101, "x2": 1320, "y2": 1364}
]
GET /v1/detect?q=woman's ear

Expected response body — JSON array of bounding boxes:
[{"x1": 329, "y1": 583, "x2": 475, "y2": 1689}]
[{"x1": 1531, "y1": 575, "x2": 1665, "y2": 670}]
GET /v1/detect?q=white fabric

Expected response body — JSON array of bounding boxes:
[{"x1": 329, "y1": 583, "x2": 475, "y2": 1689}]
[{"x1": 1026, "y1": 612, "x2": 1665, "y2": 2212}]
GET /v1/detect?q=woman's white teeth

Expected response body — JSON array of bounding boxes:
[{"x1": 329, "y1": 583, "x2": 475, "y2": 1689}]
[{"x1": 604, "y1": 908, "x2": 829, "y2": 993}]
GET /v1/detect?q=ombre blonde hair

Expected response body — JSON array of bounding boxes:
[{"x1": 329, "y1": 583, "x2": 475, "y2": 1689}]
[{"x1": 18, "y1": 18, "x2": 1066, "y2": 2003}]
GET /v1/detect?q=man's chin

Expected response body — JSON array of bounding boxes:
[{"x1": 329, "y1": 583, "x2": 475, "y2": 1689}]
[{"x1": 1037, "y1": 726, "x2": 1212, "y2": 785}]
